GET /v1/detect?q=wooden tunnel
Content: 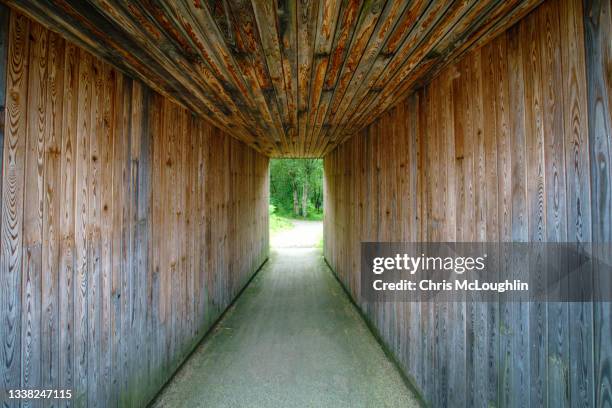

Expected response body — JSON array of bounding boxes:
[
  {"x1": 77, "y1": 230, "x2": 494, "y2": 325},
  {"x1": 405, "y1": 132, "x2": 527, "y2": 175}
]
[{"x1": 0, "y1": 0, "x2": 610, "y2": 406}]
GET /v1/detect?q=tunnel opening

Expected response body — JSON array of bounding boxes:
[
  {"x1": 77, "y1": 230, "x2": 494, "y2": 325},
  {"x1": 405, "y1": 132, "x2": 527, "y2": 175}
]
[{"x1": 269, "y1": 158, "x2": 323, "y2": 248}]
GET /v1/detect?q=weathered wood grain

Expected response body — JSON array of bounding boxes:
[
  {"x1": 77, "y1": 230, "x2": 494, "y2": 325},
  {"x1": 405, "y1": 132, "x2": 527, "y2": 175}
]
[
  {"x1": 1, "y1": 12, "x2": 29, "y2": 408},
  {"x1": 223, "y1": 0, "x2": 287, "y2": 153},
  {"x1": 309, "y1": 0, "x2": 361, "y2": 155},
  {"x1": 74, "y1": 47, "x2": 92, "y2": 407},
  {"x1": 98, "y1": 60, "x2": 113, "y2": 408},
  {"x1": 323, "y1": 1, "x2": 605, "y2": 406},
  {"x1": 41, "y1": 30, "x2": 64, "y2": 407},
  {"x1": 1, "y1": 1, "x2": 608, "y2": 407},
  {"x1": 20, "y1": 22, "x2": 48, "y2": 408},
  {"x1": 0, "y1": 11, "x2": 270, "y2": 407},
  {"x1": 0, "y1": 4, "x2": 8, "y2": 176},
  {"x1": 583, "y1": 1, "x2": 612, "y2": 407},
  {"x1": 521, "y1": 10, "x2": 547, "y2": 407},
  {"x1": 58, "y1": 40, "x2": 78, "y2": 408},
  {"x1": 296, "y1": 0, "x2": 318, "y2": 155},
  {"x1": 18, "y1": 17, "x2": 46, "y2": 408},
  {"x1": 331, "y1": 0, "x2": 547, "y2": 152},
  {"x1": 3, "y1": 0, "x2": 542, "y2": 157},
  {"x1": 560, "y1": 0, "x2": 594, "y2": 405}
]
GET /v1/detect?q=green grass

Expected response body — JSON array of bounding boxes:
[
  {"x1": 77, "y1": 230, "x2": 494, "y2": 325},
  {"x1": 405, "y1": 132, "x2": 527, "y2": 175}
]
[
  {"x1": 270, "y1": 213, "x2": 294, "y2": 233},
  {"x1": 315, "y1": 236, "x2": 324, "y2": 249},
  {"x1": 301, "y1": 211, "x2": 324, "y2": 221},
  {"x1": 275, "y1": 209, "x2": 324, "y2": 222}
]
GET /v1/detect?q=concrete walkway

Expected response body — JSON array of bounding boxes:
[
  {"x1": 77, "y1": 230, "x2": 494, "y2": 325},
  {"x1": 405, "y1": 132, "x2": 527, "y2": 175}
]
[{"x1": 151, "y1": 249, "x2": 421, "y2": 408}]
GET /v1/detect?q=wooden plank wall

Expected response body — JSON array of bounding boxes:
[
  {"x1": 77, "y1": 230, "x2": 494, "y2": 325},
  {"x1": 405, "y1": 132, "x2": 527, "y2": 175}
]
[
  {"x1": 323, "y1": 0, "x2": 610, "y2": 406},
  {"x1": 0, "y1": 4, "x2": 7, "y2": 169},
  {"x1": 582, "y1": 0, "x2": 612, "y2": 407},
  {"x1": 0, "y1": 9, "x2": 269, "y2": 408}
]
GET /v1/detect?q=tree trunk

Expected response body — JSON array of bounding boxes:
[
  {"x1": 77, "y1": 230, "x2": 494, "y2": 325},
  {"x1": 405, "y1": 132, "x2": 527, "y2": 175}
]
[
  {"x1": 293, "y1": 185, "x2": 299, "y2": 216},
  {"x1": 313, "y1": 189, "x2": 321, "y2": 211},
  {"x1": 301, "y1": 181, "x2": 308, "y2": 217}
]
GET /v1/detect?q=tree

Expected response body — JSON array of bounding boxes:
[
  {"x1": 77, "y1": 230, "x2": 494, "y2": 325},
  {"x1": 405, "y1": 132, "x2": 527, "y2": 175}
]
[
  {"x1": 300, "y1": 159, "x2": 319, "y2": 217},
  {"x1": 269, "y1": 159, "x2": 323, "y2": 219}
]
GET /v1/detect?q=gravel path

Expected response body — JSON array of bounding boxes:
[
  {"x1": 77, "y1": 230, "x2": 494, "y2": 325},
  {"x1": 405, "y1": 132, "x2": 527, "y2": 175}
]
[
  {"x1": 270, "y1": 219, "x2": 323, "y2": 248},
  {"x1": 151, "y1": 248, "x2": 421, "y2": 408}
]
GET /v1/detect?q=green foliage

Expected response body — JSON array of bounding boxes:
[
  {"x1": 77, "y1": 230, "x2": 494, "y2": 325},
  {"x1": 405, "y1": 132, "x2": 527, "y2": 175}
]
[
  {"x1": 270, "y1": 213, "x2": 294, "y2": 233},
  {"x1": 315, "y1": 235, "x2": 324, "y2": 249},
  {"x1": 270, "y1": 159, "x2": 323, "y2": 219},
  {"x1": 269, "y1": 203, "x2": 294, "y2": 233}
]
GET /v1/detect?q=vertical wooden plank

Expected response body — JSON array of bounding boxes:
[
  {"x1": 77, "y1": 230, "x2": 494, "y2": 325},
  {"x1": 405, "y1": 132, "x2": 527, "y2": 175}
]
[
  {"x1": 21, "y1": 21, "x2": 48, "y2": 408},
  {"x1": 58, "y1": 40, "x2": 78, "y2": 408},
  {"x1": 490, "y1": 31, "x2": 508, "y2": 408},
  {"x1": 537, "y1": 2, "x2": 570, "y2": 406},
  {"x1": 148, "y1": 92, "x2": 162, "y2": 394},
  {"x1": 408, "y1": 93, "x2": 422, "y2": 391},
  {"x1": 74, "y1": 48, "x2": 92, "y2": 406},
  {"x1": 175, "y1": 103, "x2": 184, "y2": 342},
  {"x1": 0, "y1": 4, "x2": 9, "y2": 183},
  {"x1": 165, "y1": 97, "x2": 174, "y2": 370},
  {"x1": 442, "y1": 63, "x2": 465, "y2": 408},
  {"x1": 157, "y1": 96, "x2": 168, "y2": 328},
  {"x1": 139, "y1": 85, "x2": 150, "y2": 406},
  {"x1": 137, "y1": 86, "x2": 151, "y2": 404},
  {"x1": 559, "y1": 0, "x2": 594, "y2": 406},
  {"x1": 170, "y1": 102, "x2": 180, "y2": 371},
  {"x1": 180, "y1": 108, "x2": 189, "y2": 358},
  {"x1": 0, "y1": 12, "x2": 6, "y2": 392},
  {"x1": 507, "y1": 21, "x2": 532, "y2": 408},
  {"x1": 583, "y1": 0, "x2": 612, "y2": 407},
  {"x1": 433, "y1": 76, "x2": 449, "y2": 408},
  {"x1": 109, "y1": 70, "x2": 125, "y2": 408},
  {"x1": 187, "y1": 115, "x2": 196, "y2": 341},
  {"x1": 98, "y1": 62, "x2": 114, "y2": 408},
  {"x1": 1, "y1": 12, "x2": 29, "y2": 408},
  {"x1": 203, "y1": 122, "x2": 213, "y2": 329},
  {"x1": 41, "y1": 31, "x2": 64, "y2": 406},
  {"x1": 523, "y1": 9, "x2": 548, "y2": 406},
  {"x1": 458, "y1": 55, "x2": 474, "y2": 408},
  {"x1": 127, "y1": 80, "x2": 143, "y2": 407},
  {"x1": 86, "y1": 54, "x2": 102, "y2": 408},
  {"x1": 419, "y1": 85, "x2": 433, "y2": 401},
  {"x1": 478, "y1": 36, "x2": 502, "y2": 405},
  {"x1": 118, "y1": 76, "x2": 132, "y2": 407},
  {"x1": 468, "y1": 41, "x2": 492, "y2": 408}
]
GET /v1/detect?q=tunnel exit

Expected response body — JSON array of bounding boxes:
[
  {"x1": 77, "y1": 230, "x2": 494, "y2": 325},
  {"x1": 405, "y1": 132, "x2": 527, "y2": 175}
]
[{"x1": 269, "y1": 159, "x2": 323, "y2": 249}]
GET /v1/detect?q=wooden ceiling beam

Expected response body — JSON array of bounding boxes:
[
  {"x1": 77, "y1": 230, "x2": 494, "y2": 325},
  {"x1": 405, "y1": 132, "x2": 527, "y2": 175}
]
[
  {"x1": 311, "y1": 0, "x2": 389, "y2": 156},
  {"x1": 160, "y1": 0, "x2": 278, "y2": 152},
  {"x1": 330, "y1": 0, "x2": 477, "y2": 148},
  {"x1": 308, "y1": 0, "x2": 363, "y2": 156},
  {"x1": 320, "y1": 0, "x2": 414, "y2": 149},
  {"x1": 342, "y1": 0, "x2": 544, "y2": 143},
  {"x1": 251, "y1": 0, "x2": 293, "y2": 154},
  {"x1": 304, "y1": 0, "x2": 342, "y2": 156},
  {"x1": 296, "y1": 0, "x2": 319, "y2": 157},
  {"x1": 3, "y1": 0, "x2": 545, "y2": 157},
  {"x1": 225, "y1": 0, "x2": 289, "y2": 155}
]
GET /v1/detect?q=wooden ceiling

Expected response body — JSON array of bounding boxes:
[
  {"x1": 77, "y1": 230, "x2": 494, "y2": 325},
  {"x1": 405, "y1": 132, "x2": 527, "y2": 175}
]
[{"x1": 5, "y1": 0, "x2": 542, "y2": 157}]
